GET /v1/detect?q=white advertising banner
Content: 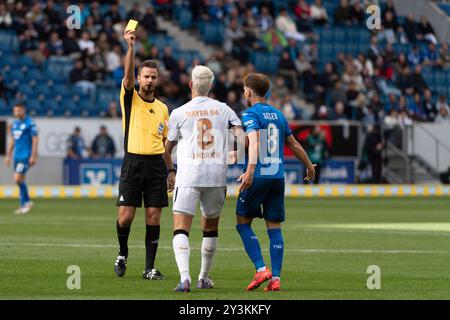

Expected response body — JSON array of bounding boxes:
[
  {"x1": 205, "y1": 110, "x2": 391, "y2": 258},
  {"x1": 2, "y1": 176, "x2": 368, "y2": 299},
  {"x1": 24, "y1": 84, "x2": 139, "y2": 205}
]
[
  {"x1": 4, "y1": 117, "x2": 124, "y2": 157},
  {"x1": 411, "y1": 123, "x2": 450, "y2": 172}
]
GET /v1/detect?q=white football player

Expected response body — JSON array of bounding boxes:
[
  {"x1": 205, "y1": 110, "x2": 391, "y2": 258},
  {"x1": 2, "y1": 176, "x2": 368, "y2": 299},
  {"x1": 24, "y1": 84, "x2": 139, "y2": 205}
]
[{"x1": 165, "y1": 65, "x2": 243, "y2": 292}]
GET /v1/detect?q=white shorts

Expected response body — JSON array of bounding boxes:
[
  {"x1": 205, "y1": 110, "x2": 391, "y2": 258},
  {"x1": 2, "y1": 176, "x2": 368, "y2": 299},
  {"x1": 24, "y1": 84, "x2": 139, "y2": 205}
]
[{"x1": 172, "y1": 186, "x2": 227, "y2": 219}]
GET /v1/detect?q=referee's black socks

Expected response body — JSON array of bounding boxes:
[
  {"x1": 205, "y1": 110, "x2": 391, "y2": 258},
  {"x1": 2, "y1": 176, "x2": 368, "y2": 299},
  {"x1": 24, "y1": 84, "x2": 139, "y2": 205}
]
[
  {"x1": 116, "y1": 220, "x2": 130, "y2": 257},
  {"x1": 145, "y1": 225, "x2": 160, "y2": 270}
]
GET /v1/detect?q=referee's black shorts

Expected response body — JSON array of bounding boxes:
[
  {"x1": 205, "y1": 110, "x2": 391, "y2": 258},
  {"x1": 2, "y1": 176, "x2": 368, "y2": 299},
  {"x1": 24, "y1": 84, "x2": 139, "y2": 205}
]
[{"x1": 116, "y1": 153, "x2": 168, "y2": 208}]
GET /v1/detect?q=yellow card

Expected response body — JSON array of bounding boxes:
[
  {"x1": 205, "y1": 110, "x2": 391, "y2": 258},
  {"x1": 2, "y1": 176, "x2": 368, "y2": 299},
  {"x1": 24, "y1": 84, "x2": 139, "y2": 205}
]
[{"x1": 125, "y1": 19, "x2": 138, "y2": 31}]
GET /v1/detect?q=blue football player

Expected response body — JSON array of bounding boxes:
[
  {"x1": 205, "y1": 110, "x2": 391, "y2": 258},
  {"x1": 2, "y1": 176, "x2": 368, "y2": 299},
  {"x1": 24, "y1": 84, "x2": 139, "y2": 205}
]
[
  {"x1": 236, "y1": 73, "x2": 316, "y2": 291},
  {"x1": 4, "y1": 103, "x2": 39, "y2": 214}
]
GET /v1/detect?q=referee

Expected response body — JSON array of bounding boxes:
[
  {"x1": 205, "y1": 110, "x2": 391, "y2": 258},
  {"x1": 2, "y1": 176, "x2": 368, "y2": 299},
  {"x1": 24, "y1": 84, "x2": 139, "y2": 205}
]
[{"x1": 114, "y1": 29, "x2": 176, "y2": 280}]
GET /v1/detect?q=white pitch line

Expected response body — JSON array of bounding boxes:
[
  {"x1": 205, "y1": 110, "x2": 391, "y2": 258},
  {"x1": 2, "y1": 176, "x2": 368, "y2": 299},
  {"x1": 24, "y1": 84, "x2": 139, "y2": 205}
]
[{"x1": 2, "y1": 242, "x2": 449, "y2": 255}]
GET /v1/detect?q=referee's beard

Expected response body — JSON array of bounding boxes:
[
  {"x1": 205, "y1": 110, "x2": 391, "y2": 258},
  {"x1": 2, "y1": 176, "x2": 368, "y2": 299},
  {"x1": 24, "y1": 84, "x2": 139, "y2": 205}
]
[{"x1": 140, "y1": 85, "x2": 155, "y2": 98}]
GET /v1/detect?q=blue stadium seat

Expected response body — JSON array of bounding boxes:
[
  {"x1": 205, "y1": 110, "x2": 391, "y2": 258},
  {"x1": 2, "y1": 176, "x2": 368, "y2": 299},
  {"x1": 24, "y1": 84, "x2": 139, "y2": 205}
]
[
  {"x1": 358, "y1": 29, "x2": 371, "y2": 43},
  {"x1": 7, "y1": 69, "x2": 25, "y2": 81},
  {"x1": 96, "y1": 89, "x2": 116, "y2": 104},
  {"x1": 54, "y1": 92, "x2": 71, "y2": 104},
  {"x1": 10, "y1": 35, "x2": 19, "y2": 53},
  {"x1": 438, "y1": 3, "x2": 450, "y2": 16},
  {"x1": 358, "y1": 42, "x2": 370, "y2": 53},
  {"x1": 433, "y1": 85, "x2": 448, "y2": 96},
  {"x1": 434, "y1": 72, "x2": 446, "y2": 84},
  {"x1": 151, "y1": 35, "x2": 179, "y2": 52},
  {"x1": 36, "y1": 86, "x2": 52, "y2": 96},
  {"x1": 319, "y1": 43, "x2": 333, "y2": 59},
  {"x1": 334, "y1": 43, "x2": 346, "y2": 55},
  {"x1": 81, "y1": 102, "x2": 100, "y2": 117},
  {"x1": 0, "y1": 31, "x2": 17, "y2": 53},
  {"x1": 347, "y1": 43, "x2": 359, "y2": 56},
  {"x1": 197, "y1": 20, "x2": 206, "y2": 35},
  {"x1": 60, "y1": 63, "x2": 74, "y2": 78},
  {"x1": 333, "y1": 28, "x2": 346, "y2": 42},
  {"x1": 151, "y1": 0, "x2": 172, "y2": 14},
  {"x1": 45, "y1": 70, "x2": 62, "y2": 83},
  {"x1": 61, "y1": 100, "x2": 81, "y2": 116},
  {"x1": 52, "y1": 84, "x2": 69, "y2": 95},
  {"x1": 21, "y1": 93, "x2": 38, "y2": 102},
  {"x1": 8, "y1": 99, "x2": 24, "y2": 109},
  {"x1": 346, "y1": 30, "x2": 359, "y2": 43},
  {"x1": 393, "y1": 43, "x2": 411, "y2": 54},
  {"x1": 78, "y1": 98, "x2": 94, "y2": 111},
  {"x1": 422, "y1": 72, "x2": 433, "y2": 85},
  {"x1": 0, "y1": 41, "x2": 13, "y2": 53},
  {"x1": 62, "y1": 99, "x2": 78, "y2": 110},
  {"x1": 71, "y1": 85, "x2": 90, "y2": 97},
  {"x1": 17, "y1": 55, "x2": 36, "y2": 68},
  {"x1": 27, "y1": 69, "x2": 45, "y2": 82},
  {"x1": 26, "y1": 100, "x2": 42, "y2": 113},
  {"x1": 319, "y1": 28, "x2": 333, "y2": 43},
  {"x1": 201, "y1": 23, "x2": 224, "y2": 45},
  {"x1": 173, "y1": 50, "x2": 203, "y2": 66},
  {"x1": 16, "y1": 85, "x2": 35, "y2": 97},
  {"x1": 42, "y1": 100, "x2": 60, "y2": 112},
  {"x1": 178, "y1": 8, "x2": 193, "y2": 29},
  {"x1": 0, "y1": 99, "x2": 7, "y2": 113},
  {"x1": 250, "y1": 52, "x2": 280, "y2": 75},
  {"x1": 0, "y1": 53, "x2": 16, "y2": 67}
]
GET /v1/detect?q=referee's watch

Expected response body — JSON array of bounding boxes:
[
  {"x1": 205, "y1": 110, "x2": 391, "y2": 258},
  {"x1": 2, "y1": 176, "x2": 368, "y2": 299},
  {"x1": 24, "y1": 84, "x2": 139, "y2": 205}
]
[{"x1": 168, "y1": 168, "x2": 176, "y2": 174}]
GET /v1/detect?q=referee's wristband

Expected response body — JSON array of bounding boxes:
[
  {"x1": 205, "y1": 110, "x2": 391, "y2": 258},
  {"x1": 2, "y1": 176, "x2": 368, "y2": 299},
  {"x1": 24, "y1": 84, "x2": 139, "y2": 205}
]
[{"x1": 168, "y1": 168, "x2": 176, "y2": 174}]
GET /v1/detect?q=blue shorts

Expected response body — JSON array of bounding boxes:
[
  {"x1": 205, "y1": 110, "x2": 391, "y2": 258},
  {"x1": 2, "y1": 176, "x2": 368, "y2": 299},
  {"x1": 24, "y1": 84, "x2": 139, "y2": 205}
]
[
  {"x1": 13, "y1": 160, "x2": 29, "y2": 175},
  {"x1": 236, "y1": 178, "x2": 285, "y2": 222}
]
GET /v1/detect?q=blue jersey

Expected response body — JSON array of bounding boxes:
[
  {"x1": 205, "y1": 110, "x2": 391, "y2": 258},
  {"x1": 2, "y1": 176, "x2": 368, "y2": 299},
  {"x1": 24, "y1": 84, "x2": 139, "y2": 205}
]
[
  {"x1": 242, "y1": 103, "x2": 292, "y2": 179},
  {"x1": 11, "y1": 116, "x2": 37, "y2": 161}
]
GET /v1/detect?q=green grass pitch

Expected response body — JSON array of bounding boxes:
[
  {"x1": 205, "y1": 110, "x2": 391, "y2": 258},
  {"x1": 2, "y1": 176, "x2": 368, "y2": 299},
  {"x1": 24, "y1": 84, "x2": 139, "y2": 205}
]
[{"x1": 0, "y1": 197, "x2": 449, "y2": 299}]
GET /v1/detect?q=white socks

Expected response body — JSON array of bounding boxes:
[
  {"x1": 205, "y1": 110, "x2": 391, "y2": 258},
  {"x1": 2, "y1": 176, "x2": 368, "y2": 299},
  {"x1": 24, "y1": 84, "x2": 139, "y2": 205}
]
[
  {"x1": 173, "y1": 233, "x2": 191, "y2": 283},
  {"x1": 199, "y1": 236, "x2": 218, "y2": 280},
  {"x1": 173, "y1": 233, "x2": 218, "y2": 283}
]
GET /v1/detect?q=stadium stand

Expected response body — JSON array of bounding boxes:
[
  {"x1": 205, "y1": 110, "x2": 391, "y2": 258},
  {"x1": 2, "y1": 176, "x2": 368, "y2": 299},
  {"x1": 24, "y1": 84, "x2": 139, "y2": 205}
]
[
  {"x1": 1, "y1": 0, "x2": 449, "y2": 187},
  {"x1": 437, "y1": 1, "x2": 450, "y2": 16},
  {"x1": 0, "y1": 0, "x2": 449, "y2": 127}
]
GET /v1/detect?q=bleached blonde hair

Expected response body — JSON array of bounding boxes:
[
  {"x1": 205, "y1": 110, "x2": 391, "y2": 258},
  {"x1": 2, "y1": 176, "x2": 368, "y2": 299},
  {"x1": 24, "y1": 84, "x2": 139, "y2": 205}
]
[{"x1": 191, "y1": 65, "x2": 214, "y2": 96}]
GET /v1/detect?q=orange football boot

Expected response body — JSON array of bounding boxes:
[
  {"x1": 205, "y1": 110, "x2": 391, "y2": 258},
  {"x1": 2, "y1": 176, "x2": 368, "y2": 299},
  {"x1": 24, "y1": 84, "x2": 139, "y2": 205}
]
[
  {"x1": 264, "y1": 278, "x2": 281, "y2": 291},
  {"x1": 246, "y1": 268, "x2": 272, "y2": 291}
]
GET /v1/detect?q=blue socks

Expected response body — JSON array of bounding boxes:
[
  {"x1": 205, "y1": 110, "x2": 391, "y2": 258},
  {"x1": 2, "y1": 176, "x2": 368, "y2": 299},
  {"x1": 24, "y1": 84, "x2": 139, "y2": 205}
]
[
  {"x1": 18, "y1": 182, "x2": 30, "y2": 207},
  {"x1": 268, "y1": 228, "x2": 284, "y2": 278},
  {"x1": 236, "y1": 224, "x2": 284, "y2": 278},
  {"x1": 236, "y1": 224, "x2": 265, "y2": 271}
]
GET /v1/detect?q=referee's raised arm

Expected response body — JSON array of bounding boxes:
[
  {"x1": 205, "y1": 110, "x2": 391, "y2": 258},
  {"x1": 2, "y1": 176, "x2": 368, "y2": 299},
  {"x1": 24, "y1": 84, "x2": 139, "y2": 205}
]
[{"x1": 123, "y1": 29, "x2": 136, "y2": 91}]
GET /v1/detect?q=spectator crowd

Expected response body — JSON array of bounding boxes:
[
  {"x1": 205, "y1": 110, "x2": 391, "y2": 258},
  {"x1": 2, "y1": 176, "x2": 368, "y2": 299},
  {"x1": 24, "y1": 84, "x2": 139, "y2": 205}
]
[
  {"x1": 66, "y1": 125, "x2": 116, "y2": 160},
  {"x1": 3, "y1": 0, "x2": 450, "y2": 185},
  {"x1": 1, "y1": 0, "x2": 449, "y2": 126}
]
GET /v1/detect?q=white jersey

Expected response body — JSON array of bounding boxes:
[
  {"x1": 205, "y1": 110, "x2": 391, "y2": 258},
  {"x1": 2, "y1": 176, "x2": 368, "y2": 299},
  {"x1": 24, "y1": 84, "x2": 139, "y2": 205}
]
[{"x1": 168, "y1": 96, "x2": 242, "y2": 187}]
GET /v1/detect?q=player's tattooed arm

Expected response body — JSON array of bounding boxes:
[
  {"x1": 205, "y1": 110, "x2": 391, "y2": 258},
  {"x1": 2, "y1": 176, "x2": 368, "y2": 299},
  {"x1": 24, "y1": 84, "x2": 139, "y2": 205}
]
[
  {"x1": 165, "y1": 138, "x2": 177, "y2": 156},
  {"x1": 238, "y1": 130, "x2": 258, "y2": 192},
  {"x1": 286, "y1": 134, "x2": 316, "y2": 182},
  {"x1": 4, "y1": 123, "x2": 14, "y2": 167},
  {"x1": 123, "y1": 29, "x2": 136, "y2": 91},
  {"x1": 229, "y1": 125, "x2": 245, "y2": 164}
]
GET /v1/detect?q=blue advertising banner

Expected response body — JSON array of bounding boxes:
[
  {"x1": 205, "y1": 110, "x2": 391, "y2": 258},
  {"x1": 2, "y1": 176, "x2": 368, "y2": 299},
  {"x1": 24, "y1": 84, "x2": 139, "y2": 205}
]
[
  {"x1": 64, "y1": 158, "x2": 355, "y2": 185},
  {"x1": 226, "y1": 159, "x2": 355, "y2": 184},
  {"x1": 64, "y1": 158, "x2": 122, "y2": 185},
  {"x1": 318, "y1": 159, "x2": 355, "y2": 184}
]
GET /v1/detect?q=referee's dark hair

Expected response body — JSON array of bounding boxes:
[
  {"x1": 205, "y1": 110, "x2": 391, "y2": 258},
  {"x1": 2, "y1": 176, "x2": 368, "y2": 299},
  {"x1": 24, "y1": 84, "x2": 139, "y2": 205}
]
[
  {"x1": 243, "y1": 73, "x2": 270, "y2": 98},
  {"x1": 138, "y1": 60, "x2": 159, "y2": 75}
]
